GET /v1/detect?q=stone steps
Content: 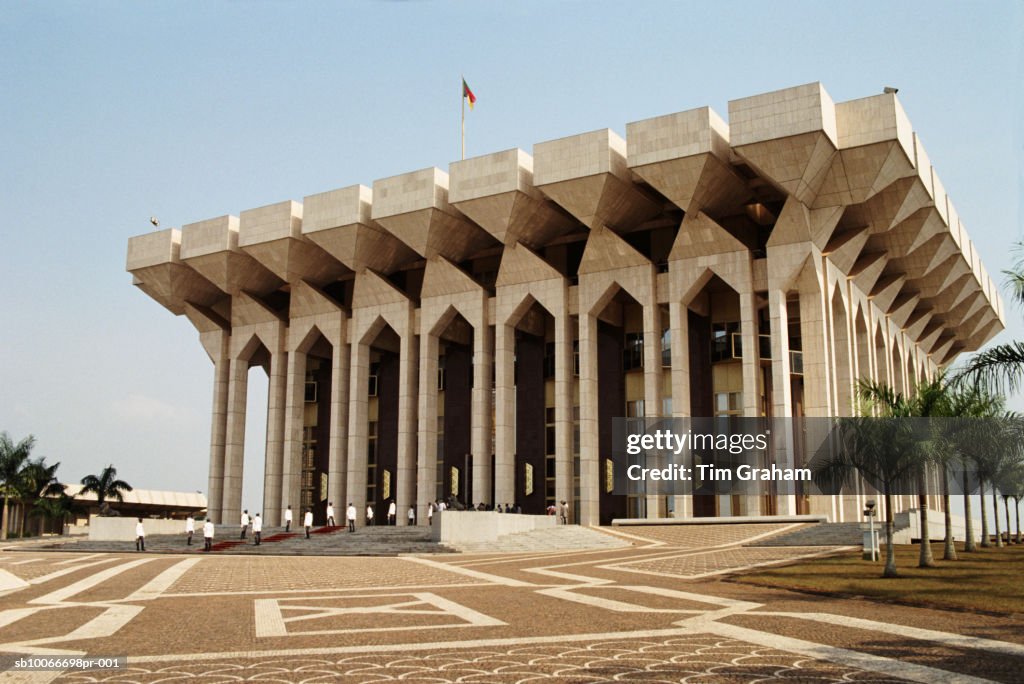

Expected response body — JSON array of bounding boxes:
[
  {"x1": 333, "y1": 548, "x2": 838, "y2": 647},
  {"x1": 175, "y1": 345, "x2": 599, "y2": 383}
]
[
  {"x1": 748, "y1": 522, "x2": 867, "y2": 547},
  {"x1": 452, "y1": 525, "x2": 632, "y2": 554}
]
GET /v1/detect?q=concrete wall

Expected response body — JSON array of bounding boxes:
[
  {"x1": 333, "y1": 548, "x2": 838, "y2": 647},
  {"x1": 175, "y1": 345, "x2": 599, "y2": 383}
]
[
  {"x1": 431, "y1": 510, "x2": 556, "y2": 544},
  {"x1": 88, "y1": 516, "x2": 190, "y2": 542}
]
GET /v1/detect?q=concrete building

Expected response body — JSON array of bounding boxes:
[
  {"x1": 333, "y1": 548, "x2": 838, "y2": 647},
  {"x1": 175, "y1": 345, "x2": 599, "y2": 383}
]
[{"x1": 126, "y1": 83, "x2": 1004, "y2": 527}]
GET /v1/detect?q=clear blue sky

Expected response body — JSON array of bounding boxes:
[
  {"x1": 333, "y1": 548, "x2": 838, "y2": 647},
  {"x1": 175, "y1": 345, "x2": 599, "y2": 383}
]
[{"x1": 2, "y1": 2, "x2": 1021, "y2": 519}]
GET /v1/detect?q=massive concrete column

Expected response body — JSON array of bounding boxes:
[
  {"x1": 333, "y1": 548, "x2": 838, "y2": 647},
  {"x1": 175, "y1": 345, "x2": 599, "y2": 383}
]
[
  {"x1": 281, "y1": 350, "x2": 306, "y2": 523},
  {"x1": 222, "y1": 356, "x2": 249, "y2": 524},
  {"x1": 346, "y1": 341, "x2": 370, "y2": 513},
  {"x1": 669, "y1": 300, "x2": 692, "y2": 519},
  {"x1": 328, "y1": 339, "x2": 349, "y2": 519},
  {"x1": 767, "y1": 287, "x2": 796, "y2": 516},
  {"x1": 397, "y1": 329, "x2": 418, "y2": 523},
  {"x1": 417, "y1": 333, "x2": 440, "y2": 523},
  {"x1": 493, "y1": 322, "x2": 516, "y2": 508},
  {"x1": 471, "y1": 321, "x2": 494, "y2": 508},
  {"x1": 206, "y1": 343, "x2": 230, "y2": 524},
  {"x1": 263, "y1": 349, "x2": 287, "y2": 525},
  {"x1": 578, "y1": 311, "x2": 599, "y2": 526},
  {"x1": 553, "y1": 311, "x2": 574, "y2": 518},
  {"x1": 642, "y1": 299, "x2": 664, "y2": 518}
]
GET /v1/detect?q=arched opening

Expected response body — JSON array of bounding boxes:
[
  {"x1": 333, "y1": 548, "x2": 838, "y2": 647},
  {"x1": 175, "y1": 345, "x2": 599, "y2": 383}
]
[
  {"x1": 891, "y1": 343, "x2": 905, "y2": 396},
  {"x1": 873, "y1": 326, "x2": 889, "y2": 389},
  {"x1": 365, "y1": 322, "x2": 401, "y2": 522},
  {"x1": 854, "y1": 309, "x2": 870, "y2": 388},
  {"x1": 242, "y1": 347, "x2": 269, "y2": 521},
  {"x1": 435, "y1": 311, "x2": 476, "y2": 508},
  {"x1": 292, "y1": 330, "x2": 335, "y2": 523}
]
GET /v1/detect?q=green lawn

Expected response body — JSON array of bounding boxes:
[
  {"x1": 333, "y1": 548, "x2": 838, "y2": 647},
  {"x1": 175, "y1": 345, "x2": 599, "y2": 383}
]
[{"x1": 731, "y1": 542, "x2": 1024, "y2": 615}]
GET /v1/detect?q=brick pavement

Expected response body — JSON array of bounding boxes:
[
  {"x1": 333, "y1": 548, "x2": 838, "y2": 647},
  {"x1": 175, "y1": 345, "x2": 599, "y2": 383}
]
[{"x1": 0, "y1": 524, "x2": 1020, "y2": 683}]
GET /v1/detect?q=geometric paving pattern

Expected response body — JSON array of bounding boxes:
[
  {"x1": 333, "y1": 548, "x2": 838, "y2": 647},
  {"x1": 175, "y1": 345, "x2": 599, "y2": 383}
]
[{"x1": 1, "y1": 522, "x2": 1021, "y2": 683}]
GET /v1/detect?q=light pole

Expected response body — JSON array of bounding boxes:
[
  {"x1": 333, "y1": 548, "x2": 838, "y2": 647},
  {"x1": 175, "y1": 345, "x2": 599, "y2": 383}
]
[{"x1": 863, "y1": 500, "x2": 878, "y2": 561}]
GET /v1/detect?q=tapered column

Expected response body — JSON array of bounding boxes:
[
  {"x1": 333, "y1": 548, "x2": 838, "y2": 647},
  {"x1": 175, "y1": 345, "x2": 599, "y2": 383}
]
[
  {"x1": 738, "y1": 288, "x2": 761, "y2": 515},
  {"x1": 397, "y1": 329, "x2": 418, "y2": 522},
  {"x1": 669, "y1": 301, "x2": 692, "y2": 519},
  {"x1": 494, "y1": 322, "x2": 516, "y2": 507},
  {"x1": 578, "y1": 311, "x2": 599, "y2": 526},
  {"x1": 471, "y1": 322, "x2": 494, "y2": 508},
  {"x1": 206, "y1": 348, "x2": 230, "y2": 524},
  {"x1": 553, "y1": 312, "x2": 574, "y2": 518},
  {"x1": 222, "y1": 357, "x2": 249, "y2": 524},
  {"x1": 642, "y1": 299, "x2": 663, "y2": 518},
  {"x1": 328, "y1": 340, "x2": 350, "y2": 517},
  {"x1": 417, "y1": 333, "x2": 440, "y2": 523},
  {"x1": 768, "y1": 288, "x2": 796, "y2": 516},
  {"x1": 263, "y1": 349, "x2": 287, "y2": 525},
  {"x1": 281, "y1": 350, "x2": 306, "y2": 523},
  {"x1": 799, "y1": 275, "x2": 833, "y2": 417},
  {"x1": 346, "y1": 341, "x2": 370, "y2": 512}
]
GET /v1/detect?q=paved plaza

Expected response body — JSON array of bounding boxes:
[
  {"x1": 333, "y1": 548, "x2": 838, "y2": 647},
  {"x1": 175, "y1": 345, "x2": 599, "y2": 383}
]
[{"x1": 0, "y1": 525, "x2": 1021, "y2": 682}]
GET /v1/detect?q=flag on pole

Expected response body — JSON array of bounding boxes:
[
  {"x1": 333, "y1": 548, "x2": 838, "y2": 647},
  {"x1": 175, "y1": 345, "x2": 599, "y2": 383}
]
[{"x1": 462, "y1": 78, "x2": 476, "y2": 109}]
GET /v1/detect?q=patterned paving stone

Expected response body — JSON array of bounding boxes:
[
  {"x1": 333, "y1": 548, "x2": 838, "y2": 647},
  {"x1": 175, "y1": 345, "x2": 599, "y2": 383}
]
[
  {"x1": 606, "y1": 546, "x2": 844, "y2": 579},
  {"x1": 607, "y1": 524, "x2": 804, "y2": 548},
  {"x1": 57, "y1": 636, "x2": 911, "y2": 683}
]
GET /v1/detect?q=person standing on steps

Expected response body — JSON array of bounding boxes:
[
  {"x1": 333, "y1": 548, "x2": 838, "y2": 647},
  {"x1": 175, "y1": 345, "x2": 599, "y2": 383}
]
[
  {"x1": 366, "y1": 503, "x2": 375, "y2": 526},
  {"x1": 303, "y1": 509, "x2": 313, "y2": 539},
  {"x1": 326, "y1": 502, "x2": 336, "y2": 526},
  {"x1": 135, "y1": 517, "x2": 145, "y2": 552},
  {"x1": 347, "y1": 502, "x2": 356, "y2": 533},
  {"x1": 284, "y1": 505, "x2": 293, "y2": 533},
  {"x1": 185, "y1": 514, "x2": 195, "y2": 546},
  {"x1": 240, "y1": 509, "x2": 249, "y2": 539},
  {"x1": 203, "y1": 518, "x2": 214, "y2": 552},
  {"x1": 388, "y1": 499, "x2": 397, "y2": 526},
  {"x1": 408, "y1": 505, "x2": 415, "y2": 526},
  {"x1": 560, "y1": 500, "x2": 569, "y2": 525},
  {"x1": 253, "y1": 512, "x2": 262, "y2": 545}
]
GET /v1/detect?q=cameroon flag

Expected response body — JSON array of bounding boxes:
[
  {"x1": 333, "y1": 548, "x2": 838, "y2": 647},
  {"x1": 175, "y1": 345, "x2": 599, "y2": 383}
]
[{"x1": 462, "y1": 78, "x2": 476, "y2": 109}]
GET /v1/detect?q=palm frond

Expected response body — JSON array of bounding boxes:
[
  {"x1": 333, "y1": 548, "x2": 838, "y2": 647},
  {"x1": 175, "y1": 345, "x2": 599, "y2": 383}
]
[{"x1": 954, "y1": 341, "x2": 1024, "y2": 394}]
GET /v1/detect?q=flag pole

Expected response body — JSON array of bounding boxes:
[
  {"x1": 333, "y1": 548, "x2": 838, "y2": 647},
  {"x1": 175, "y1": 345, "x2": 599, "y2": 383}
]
[{"x1": 461, "y1": 74, "x2": 465, "y2": 160}]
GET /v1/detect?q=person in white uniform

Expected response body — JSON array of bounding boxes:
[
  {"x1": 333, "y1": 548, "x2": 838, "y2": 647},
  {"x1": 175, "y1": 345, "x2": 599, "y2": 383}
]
[
  {"x1": 284, "y1": 505, "x2": 293, "y2": 533},
  {"x1": 253, "y1": 512, "x2": 262, "y2": 545},
  {"x1": 185, "y1": 514, "x2": 195, "y2": 546},
  {"x1": 407, "y1": 505, "x2": 415, "y2": 526},
  {"x1": 240, "y1": 509, "x2": 250, "y2": 539},
  {"x1": 366, "y1": 503, "x2": 374, "y2": 526},
  {"x1": 388, "y1": 500, "x2": 397, "y2": 526},
  {"x1": 303, "y1": 509, "x2": 313, "y2": 539},
  {"x1": 135, "y1": 518, "x2": 145, "y2": 552},
  {"x1": 203, "y1": 518, "x2": 214, "y2": 552},
  {"x1": 326, "y1": 502, "x2": 336, "y2": 526},
  {"x1": 346, "y1": 502, "x2": 356, "y2": 533}
]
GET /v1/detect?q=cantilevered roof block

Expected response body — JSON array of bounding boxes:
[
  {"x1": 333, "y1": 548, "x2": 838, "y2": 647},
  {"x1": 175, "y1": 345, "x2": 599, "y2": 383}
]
[
  {"x1": 180, "y1": 215, "x2": 282, "y2": 296},
  {"x1": 126, "y1": 228, "x2": 223, "y2": 315},
  {"x1": 449, "y1": 148, "x2": 575, "y2": 248},
  {"x1": 302, "y1": 184, "x2": 418, "y2": 274},
  {"x1": 626, "y1": 106, "x2": 749, "y2": 215},
  {"x1": 534, "y1": 128, "x2": 660, "y2": 231},
  {"x1": 729, "y1": 82, "x2": 838, "y2": 206},
  {"x1": 814, "y1": 93, "x2": 916, "y2": 208},
  {"x1": 238, "y1": 200, "x2": 348, "y2": 286},
  {"x1": 371, "y1": 167, "x2": 497, "y2": 262}
]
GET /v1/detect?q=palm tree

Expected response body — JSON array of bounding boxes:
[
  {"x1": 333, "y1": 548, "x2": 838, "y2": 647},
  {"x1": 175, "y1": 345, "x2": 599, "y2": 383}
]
[
  {"x1": 0, "y1": 432, "x2": 36, "y2": 540},
  {"x1": 814, "y1": 414, "x2": 920, "y2": 578},
  {"x1": 958, "y1": 241, "x2": 1024, "y2": 392},
  {"x1": 79, "y1": 465, "x2": 133, "y2": 512},
  {"x1": 31, "y1": 492, "x2": 75, "y2": 535},
  {"x1": 858, "y1": 379, "x2": 939, "y2": 568},
  {"x1": 17, "y1": 458, "x2": 63, "y2": 537}
]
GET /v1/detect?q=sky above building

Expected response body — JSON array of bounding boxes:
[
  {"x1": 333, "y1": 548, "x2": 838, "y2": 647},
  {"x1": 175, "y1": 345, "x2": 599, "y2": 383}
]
[{"x1": 1, "y1": 2, "x2": 1022, "y2": 513}]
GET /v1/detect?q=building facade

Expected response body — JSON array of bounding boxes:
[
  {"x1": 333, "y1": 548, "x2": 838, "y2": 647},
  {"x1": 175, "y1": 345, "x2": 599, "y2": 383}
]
[{"x1": 126, "y1": 83, "x2": 1004, "y2": 527}]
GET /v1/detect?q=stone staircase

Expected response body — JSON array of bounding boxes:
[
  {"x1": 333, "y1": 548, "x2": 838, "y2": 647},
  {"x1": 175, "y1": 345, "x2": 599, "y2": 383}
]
[
  {"x1": 449, "y1": 525, "x2": 632, "y2": 553},
  {"x1": 748, "y1": 522, "x2": 865, "y2": 547}
]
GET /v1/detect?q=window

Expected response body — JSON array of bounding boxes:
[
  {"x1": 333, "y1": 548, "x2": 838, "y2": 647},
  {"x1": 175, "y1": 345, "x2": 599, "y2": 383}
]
[
  {"x1": 573, "y1": 340, "x2": 580, "y2": 376},
  {"x1": 543, "y1": 342, "x2": 555, "y2": 379},
  {"x1": 368, "y1": 363, "x2": 379, "y2": 396},
  {"x1": 714, "y1": 392, "x2": 742, "y2": 416},
  {"x1": 626, "y1": 400, "x2": 645, "y2": 418},
  {"x1": 711, "y1": 323, "x2": 740, "y2": 363},
  {"x1": 304, "y1": 381, "x2": 318, "y2": 403},
  {"x1": 624, "y1": 332, "x2": 644, "y2": 371},
  {"x1": 662, "y1": 397, "x2": 672, "y2": 416},
  {"x1": 437, "y1": 355, "x2": 446, "y2": 392},
  {"x1": 661, "y1": 329, "x2": 671, "y2": 367}
]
